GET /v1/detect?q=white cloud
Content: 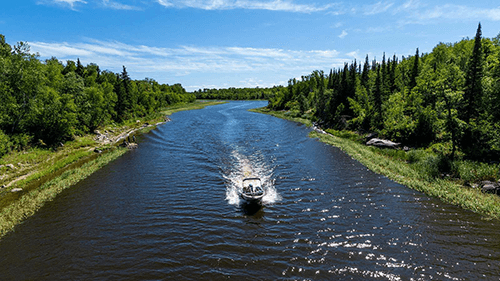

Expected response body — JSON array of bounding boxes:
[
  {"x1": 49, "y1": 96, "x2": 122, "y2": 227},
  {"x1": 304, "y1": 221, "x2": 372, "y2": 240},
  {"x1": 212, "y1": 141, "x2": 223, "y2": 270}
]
[
  {"x1": 155, "y1": 0, "x2": 336, "y2": 13},
  {"x1": 346, "y1": 50, "x2": 358, "y2": 58},
  {"x1": 102, "y1": 0, "x2": 139, "y2": 10},
  {"x1": 48, "y1": 0, "x2": 87, "y2": 9},
  {"x1": 28, "y1": 39, "x2": 349, "y2": 78},
  {"x1": 363, "y1": 1, "x2": 394, "y2": 15},
  {"x1": 41, "y1": 0, "x2": 140, "y2": 10},
  {"x1": 406, "y1": 4, "x2": 500, "y2": 22},
  {"x1": 338, "y1": 30, "x2": 348, "y2": 39}
]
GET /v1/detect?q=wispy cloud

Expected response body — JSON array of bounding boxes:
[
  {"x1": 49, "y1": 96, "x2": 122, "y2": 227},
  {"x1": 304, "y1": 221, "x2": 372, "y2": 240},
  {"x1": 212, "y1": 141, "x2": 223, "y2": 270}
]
[
  {"x1": 338, "y1": 30, "x2": 348, "y2": 39},
  {"x1": 29, "y1": 39, "x2": 348, "y2": 85},
  {"x1": 102, "y1": 0, "x2": 139, "y2": 10},
  {"x1": 40, "y1": 0, "x2": 140, "y2": 10},
  {"x1": 404, "y1": 4, "x2": 500, "y2": 23},
  {"x1": 362, "y1": 1, "x2": 394, "y2": 15},
  {"x1": 156, "y1": 0, "x2": 336, "y2": 13},
  {"x1": 42, "y1": 0, "x2": 87, "y2": 10}
]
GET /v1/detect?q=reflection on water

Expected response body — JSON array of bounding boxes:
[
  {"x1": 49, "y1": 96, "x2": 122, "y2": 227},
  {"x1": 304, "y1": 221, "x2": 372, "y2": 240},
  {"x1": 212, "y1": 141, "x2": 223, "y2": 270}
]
[{"x1": 0, "y1": 101, "x2": 499, "y2": 280}]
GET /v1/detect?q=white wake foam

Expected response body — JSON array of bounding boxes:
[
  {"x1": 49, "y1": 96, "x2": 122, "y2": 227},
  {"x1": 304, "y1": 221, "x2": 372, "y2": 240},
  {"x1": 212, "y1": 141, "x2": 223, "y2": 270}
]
[{"x1": 223, "y1": 150, "x2": 280, "y2": 206}]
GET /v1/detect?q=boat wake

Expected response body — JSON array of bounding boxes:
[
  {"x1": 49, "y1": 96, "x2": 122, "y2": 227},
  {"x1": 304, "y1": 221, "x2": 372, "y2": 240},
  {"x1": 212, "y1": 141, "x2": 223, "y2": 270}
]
[{"x1": 223, "y1": 150, "x2": 280, "y2": 206}]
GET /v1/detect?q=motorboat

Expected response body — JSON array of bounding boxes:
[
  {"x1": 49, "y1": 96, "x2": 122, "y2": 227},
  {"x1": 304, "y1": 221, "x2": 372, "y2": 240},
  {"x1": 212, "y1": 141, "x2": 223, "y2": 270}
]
[{"x1": 240, "y1": 177, "x2": 265, "y2": 204}]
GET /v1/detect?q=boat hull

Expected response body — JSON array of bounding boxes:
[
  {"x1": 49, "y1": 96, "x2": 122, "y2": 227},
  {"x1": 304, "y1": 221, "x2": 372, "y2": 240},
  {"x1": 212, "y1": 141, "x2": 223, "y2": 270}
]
[{"x1": 240, "y1": 193, "x2": 265, "y2": 204}]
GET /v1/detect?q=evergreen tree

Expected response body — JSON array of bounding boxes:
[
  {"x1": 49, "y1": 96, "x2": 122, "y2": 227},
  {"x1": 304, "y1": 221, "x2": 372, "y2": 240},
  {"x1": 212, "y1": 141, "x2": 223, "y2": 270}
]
[
  {"x1": 75, "y1": 58, "x2": 85, "y2": 78},
  {"x1": 389, "y1": 54, "x2": 397, "y2": 93},
  {"x1": 462, "y1": 23, "x2": 484, "y2": 122},
  {"x1": 409, "y1": 48, "x2": 419, "y2": 89},
  {"x1": 372, "y1": 65, "x2": 383, "y2": 130},
  {"x1": 361, "y1": 55, "x2": 370, "y2": 90}
]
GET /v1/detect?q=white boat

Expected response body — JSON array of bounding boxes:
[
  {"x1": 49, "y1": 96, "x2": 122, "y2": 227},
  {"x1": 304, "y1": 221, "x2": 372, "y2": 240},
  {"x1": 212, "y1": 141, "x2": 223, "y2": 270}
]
[{"x1": 240, "y1": 177, "x2": 265, "y2": 204}]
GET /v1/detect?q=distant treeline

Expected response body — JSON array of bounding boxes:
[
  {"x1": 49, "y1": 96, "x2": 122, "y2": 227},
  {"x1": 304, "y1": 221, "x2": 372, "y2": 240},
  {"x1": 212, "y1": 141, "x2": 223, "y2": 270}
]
[
  {"x1": 268, "y1": 23, "x2": 500, "y2": 161},
  {"x1": 193, "y1": 87, "x2": 282, "y2": 100},
  {"x1": 0, "y1": 35, "x2": 195, "y2": 156}
]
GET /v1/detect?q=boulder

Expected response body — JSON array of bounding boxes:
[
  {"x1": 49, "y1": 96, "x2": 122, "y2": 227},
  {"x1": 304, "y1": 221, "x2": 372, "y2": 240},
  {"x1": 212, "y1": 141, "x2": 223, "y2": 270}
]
[
  {"x1": 127, "y1": 143, "x2": 138, "y2": 149},
  {"x1": 480, "y1": 181, "x2": 500, "y2": 195},
  {"x1": 366, "y1": 138, "x2": 400, "y2": 149},
  {"x1": 364, "y1": 132, "x2": 378, "y2": 141},
  {"x1": 481, "y1": 184, "x2": 497, "y2": 194}
]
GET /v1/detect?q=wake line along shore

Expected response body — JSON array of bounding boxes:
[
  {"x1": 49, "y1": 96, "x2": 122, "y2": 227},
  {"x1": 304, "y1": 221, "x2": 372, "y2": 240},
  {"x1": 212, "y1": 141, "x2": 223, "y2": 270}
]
[{"x1": 0, "y1": 101, "x2": 225, "y2": 239}]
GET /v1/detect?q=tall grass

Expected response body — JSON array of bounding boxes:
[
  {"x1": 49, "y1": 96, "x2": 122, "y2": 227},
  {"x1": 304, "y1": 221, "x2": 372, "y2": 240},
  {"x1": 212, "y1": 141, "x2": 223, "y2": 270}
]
[
  {"x1": 0, "y1": 148, "x2": 127, "y2": 239},
  {"x1": 250, "y1": 107, "x2": 313, "y2": 127}
]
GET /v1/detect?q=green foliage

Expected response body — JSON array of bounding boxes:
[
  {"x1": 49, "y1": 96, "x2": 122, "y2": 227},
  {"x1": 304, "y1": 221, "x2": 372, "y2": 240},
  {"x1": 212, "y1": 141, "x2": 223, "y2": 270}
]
[
  {"x1": 407, "y1": 149, "x2": 428, "y2": 164},
  {"x1": 454, "y1": 160, "x2": 499, "y2": 182},
  {"x1": 0, "y1": 129, "x2": 10, "y2": 157},
  {"x1": 194, "y1": 86, "x2": 277, "y2": 100},
  {"x1": 260, "y1": 24, "x2": 500, "y2": 163},
  {"x1": 0, "y1": 35, "x2": 193, "y2": 149},
  {"x1": 413, "y1": 154, "x2": 452, "y2": 180}
]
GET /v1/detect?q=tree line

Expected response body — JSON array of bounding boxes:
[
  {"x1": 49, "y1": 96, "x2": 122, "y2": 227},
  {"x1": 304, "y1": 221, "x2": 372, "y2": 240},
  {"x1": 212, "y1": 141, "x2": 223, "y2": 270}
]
[
  {"x1": 267, "y1": 24, "x2": 500, "y2": 162},
  {"x1": 194, "y1": 86, "x2": 282, "y2": 100},
  {"x1": 0, "y1": 35, "x2": 195, "y2": 156}
]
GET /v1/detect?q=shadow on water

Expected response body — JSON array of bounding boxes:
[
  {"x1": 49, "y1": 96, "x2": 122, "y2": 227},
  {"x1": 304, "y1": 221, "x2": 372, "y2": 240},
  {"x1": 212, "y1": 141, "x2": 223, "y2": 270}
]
[{"x1": 240, "y1": 201, "x2": 264, "y2": 217}]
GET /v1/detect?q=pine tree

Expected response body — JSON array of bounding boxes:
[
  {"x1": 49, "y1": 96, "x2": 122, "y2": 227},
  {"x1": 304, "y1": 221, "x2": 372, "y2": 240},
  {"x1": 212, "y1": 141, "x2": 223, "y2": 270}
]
[
  {"x1": 75, "y1": 58, "x2": 85, "y2": 78},
  {"x1": 115, "y1": 66, "x2": 132, "y2": 119},
  {"x1": 361, "y1": 55, "x2": 370, "y2": 90},
  {"x1": 327, "y1": 69, "x2": 334, "y2": 89},
  {"x1": 409, "y1": 48, "x2": 419, "y2": 89},
  {"x1": 389, "y1": 54, "x2": 397, "y2": 93},
  {"x1": 460, "y1": 23, "x2": 487, "y2": 159},
  {"x1": 462, "y1": 22, "x2": 483, "y2": 122},
  {"x1": 372, "y1": 65, "x2": 383, "y2": 130}
]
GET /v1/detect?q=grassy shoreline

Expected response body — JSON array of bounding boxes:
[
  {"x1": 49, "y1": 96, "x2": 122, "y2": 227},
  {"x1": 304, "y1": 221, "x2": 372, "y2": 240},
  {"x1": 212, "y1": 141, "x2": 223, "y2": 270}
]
[
  {"x1": 251, "y1": 107, "x2": 500, "y2": 220},
  {"x1": 0, "y1": 100, "x2": 225, "y2": 239}
]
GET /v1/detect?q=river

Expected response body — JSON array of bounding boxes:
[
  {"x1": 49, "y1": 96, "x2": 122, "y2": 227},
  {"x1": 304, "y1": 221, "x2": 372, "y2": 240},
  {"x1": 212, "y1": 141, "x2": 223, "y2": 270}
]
[{"x1": 0, "y1": 101, "x2": 499, "y2": 280}]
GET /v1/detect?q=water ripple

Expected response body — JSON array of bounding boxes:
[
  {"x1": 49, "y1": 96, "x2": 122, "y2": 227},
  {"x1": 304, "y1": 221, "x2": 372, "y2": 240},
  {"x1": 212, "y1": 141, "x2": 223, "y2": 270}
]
[{"x1": 0, "y1": 101, "x2": 499, "y2": 280}]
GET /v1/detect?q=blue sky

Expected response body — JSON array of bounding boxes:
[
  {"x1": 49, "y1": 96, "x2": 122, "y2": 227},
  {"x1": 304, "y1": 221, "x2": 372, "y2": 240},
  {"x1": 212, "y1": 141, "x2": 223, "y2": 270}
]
[{"x1": 2, "y1": 0, "x2": 500, "y2": 91}]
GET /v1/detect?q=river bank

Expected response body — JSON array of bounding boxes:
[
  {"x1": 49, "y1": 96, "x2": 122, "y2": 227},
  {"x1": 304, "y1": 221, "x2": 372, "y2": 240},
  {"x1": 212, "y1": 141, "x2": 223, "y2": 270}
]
[
  {"x1": 251, "y1": 107, "x2": 500, "y2": 220},
  {"x1": 0, "y1": 101, "x2": 225, "y2": 238}
]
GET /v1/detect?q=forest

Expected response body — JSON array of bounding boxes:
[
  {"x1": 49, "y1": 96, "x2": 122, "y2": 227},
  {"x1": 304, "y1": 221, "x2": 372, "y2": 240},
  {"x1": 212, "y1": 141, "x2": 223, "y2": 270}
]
[
  {"x1": 0, "y1": 34, "x2": 195, "y2": 157},
  {"x1": 194, "y1": 86, "x2": 281, "y2": 100},
  {"x1": 265, "y1": 24, "x2": 500, "y2": 163},
  {"x1": 2, "y1": 23, "x2": 500, "y2": 166}
]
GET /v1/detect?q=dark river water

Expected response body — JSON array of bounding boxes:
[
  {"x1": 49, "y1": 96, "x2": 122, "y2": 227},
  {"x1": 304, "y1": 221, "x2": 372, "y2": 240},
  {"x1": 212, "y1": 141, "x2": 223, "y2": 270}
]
[{"x1": 1, "y1": 101, "x2": 499, "y2": 280}]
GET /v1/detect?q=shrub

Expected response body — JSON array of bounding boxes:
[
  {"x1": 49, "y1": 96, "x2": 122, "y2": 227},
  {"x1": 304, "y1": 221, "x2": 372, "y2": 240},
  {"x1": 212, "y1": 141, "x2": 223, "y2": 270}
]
[
  {"x1": 407, "y1": 149, "x2": 428, "y2": 164},
  {"x1": 454, "y1": 160, "x2": 499, "y2": 182},
  {"x1": 0, "y1": 129, "x2": 10, "y2": 157},
  {"x1": 414, "y1": 153, "x2": 451, "y2": 180}
]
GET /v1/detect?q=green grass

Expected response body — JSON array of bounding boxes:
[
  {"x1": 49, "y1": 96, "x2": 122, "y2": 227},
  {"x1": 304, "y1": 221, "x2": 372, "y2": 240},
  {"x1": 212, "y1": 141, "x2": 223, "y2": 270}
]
[
  {"x1": 161, "y1": 100, "x2": 226, "y2": 116},
  {"x1": 250, "y1": 107, "x2": 313, "y2": 127},
  {"x1": 0, "y1": 147, "x2": 127, "y2": 239},
  {"x1": 12, "y1": 150, "x2": 93, "y2": 188}
]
